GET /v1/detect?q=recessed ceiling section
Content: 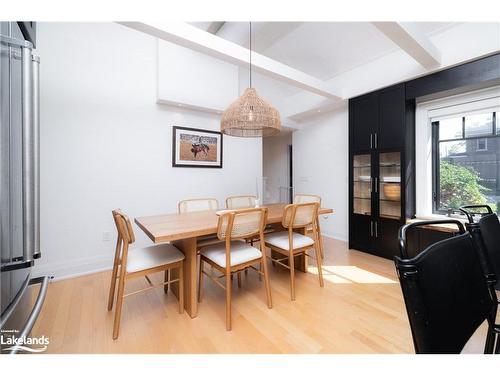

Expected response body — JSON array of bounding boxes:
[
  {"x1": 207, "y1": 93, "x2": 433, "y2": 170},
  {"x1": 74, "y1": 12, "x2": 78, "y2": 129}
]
[
  {"x1": 191, "y1": 21, "x2": 460, "y2": 81},
  {"x1": 128, "y1": 21, "x2": 499, "y2": 121}
]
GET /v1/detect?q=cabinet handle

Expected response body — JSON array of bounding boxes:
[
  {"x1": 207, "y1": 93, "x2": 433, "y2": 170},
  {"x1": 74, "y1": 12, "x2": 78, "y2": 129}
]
[
  {"x1": 370, "y1": 220, "x2": 374, "y2": 236},
  {"x1": 374, "y1": 177, "x2": 378, "y2": 194},
  {"x1": 374, "y1": 133, "x2": 378, "y2": 149},
  {"x1": 370, "y1": 133, "x2": 373, "y2": 149},
  {"x1": 375, "y1": 221, "x2": 378, "y2": 237}
]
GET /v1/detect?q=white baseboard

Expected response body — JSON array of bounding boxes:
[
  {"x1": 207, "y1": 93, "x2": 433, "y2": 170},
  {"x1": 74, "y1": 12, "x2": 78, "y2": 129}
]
[
  {"x1": 32, "y1": 254, "x2": 114, "y2": 281},
  {"x1": 321, "y1": 232, "x2": 348, "y2": 243}
]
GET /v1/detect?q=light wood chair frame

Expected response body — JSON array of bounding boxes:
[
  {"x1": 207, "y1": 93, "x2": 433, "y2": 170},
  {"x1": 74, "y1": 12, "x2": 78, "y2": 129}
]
[
  {"x1": 178, "y1": 197, "x2": 219, "y2": 214},
  {"x1": 198, "y1": 207, "x2": 272, "y2": 330},
  {"x1": 265, "y1": 202, "x2": 324, "y2": 301},
  {"x1": 225, "y1": 194, "x2": 263, "y2": 280},
  {"x1": 225, "y1": 195, "x2": 257, "y2": 209},
  {"x1": 293, "y1": 194, "x2": 325, "y2": 259},
  {"x1": 108, "y1": 209, "x2": 184, "y2": 339}
]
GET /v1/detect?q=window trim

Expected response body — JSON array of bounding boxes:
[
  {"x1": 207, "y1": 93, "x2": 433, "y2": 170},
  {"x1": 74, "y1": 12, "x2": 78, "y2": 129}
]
[{"x1": 432, "y1": 111, "x2": 498, "y2": 214}]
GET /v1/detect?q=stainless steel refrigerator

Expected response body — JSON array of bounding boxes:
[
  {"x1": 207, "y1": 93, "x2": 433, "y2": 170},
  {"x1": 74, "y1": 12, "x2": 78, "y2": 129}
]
[{"x1": 1, "y1": 22, "x2": 49, "y2": 354}]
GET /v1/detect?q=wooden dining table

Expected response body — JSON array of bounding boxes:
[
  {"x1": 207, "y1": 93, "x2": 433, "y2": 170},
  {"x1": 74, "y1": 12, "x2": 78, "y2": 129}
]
[{"x1": 135, "y1": 203, "x2": 333, "y2": 318}]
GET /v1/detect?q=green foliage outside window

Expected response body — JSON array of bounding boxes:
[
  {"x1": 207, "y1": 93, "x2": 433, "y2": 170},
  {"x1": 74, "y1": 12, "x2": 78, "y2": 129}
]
[{"x1": 439, "y1": 161, "x2": 489, "y2": 209}]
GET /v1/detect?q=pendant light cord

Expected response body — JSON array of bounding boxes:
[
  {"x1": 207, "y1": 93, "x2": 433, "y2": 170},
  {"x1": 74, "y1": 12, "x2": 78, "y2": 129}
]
[{"x1": 249, "y1": 21, "x2": 252, "y2": 88}]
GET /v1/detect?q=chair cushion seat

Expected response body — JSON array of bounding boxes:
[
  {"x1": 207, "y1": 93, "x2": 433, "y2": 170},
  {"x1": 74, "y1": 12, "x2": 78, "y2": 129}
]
[
  {"x1": 197, "y1": 235, "x2": 223, "y2": 248},
  {"x1": 127, "y1": 243, "x2": 184, "y2": 273},
  {"x1": 200, "y1": 241, "x2": 262, "y2": 268},
  {"x1": 265, "y1": 232, "x2": 314, "y2": 250}
]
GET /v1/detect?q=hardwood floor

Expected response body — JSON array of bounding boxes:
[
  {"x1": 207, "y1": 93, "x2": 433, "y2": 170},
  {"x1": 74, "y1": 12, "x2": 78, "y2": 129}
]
[{"x1": 30, "y1": 237, "x2": 489, "y2": 353}]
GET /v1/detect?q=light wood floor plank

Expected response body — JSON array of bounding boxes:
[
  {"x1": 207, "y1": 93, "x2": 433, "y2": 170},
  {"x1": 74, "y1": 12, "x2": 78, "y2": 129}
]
[{"x1": 30, "y1": 237, "x2": 489, "y2": 353}]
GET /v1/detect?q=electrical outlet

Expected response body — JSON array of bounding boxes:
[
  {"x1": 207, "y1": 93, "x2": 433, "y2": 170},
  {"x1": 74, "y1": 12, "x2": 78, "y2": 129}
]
[{"x1": 102, "y1": 231, "x2": 111, "y2": 242}]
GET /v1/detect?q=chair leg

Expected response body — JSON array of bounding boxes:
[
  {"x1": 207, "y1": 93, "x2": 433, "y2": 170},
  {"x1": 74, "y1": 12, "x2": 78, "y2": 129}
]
[
  {"x1": 237, "y1": 272, "x2": 242, "y2": 288},
  {"x1": 317, "y1": 224, "x2": 325, "y2": 260},
  {"x1": 198, "y1": 260, "x2": 204, "y2": 303},
  {"x1": 314, "y1": 245, "x2": 324, "y2": 288},
  {"x1": 484, "y1": 327, "x2": 495, "y2": 354},
  {"x1": 112, "y1": 273, "x2": 126, "y2": 340},
  {"x1": 225, "y1": 272, "x2": 232, "y2": 331},
  {"x1": 178, "y1": 263, "x2": 184, "y2": 314},
  {"x1": 164, "y1": 269, "x2": 170, "y2": 294},
  {"x1": 107, "y1": 263, "x2": 119, "y2": 311},
  {"x1": 289, "y1": 252, "x2": 296, "y2": 301},
  {"x1": 261, "y1": 257, "x2": 272, "y2": 308},
  {"x1": 258, "y1": 263, "x2": 262, "y2": 281},
  {"x1": 319, "y1": 235, "x2": 325, "y2": 260}
]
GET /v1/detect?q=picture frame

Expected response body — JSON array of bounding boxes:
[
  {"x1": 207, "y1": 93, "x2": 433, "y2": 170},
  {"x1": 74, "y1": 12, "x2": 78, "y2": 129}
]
[{"x1": 172, "y1": 126, "x2": 223, "y2": 168}]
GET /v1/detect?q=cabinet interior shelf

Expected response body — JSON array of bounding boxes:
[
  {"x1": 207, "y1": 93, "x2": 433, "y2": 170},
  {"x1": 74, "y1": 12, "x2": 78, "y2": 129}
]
[
  {"x1": 380, "y1": 198, "x2": 400, "y2": 202},
  {"x1": 353, "y1": 180, "x2": 371, "y2": 183},
  {"x1": 353, "y1": 197, "x2": 371, "y2": 200},
  {"x1": 380, "y1": 164, "x2": 401, "y2": 168},
  {"x1": 353, "y1": 165, "x2": 371, "y2": 168},
  {"x1": 380, "y1": 214, "x2": 401, "y2": 220}
]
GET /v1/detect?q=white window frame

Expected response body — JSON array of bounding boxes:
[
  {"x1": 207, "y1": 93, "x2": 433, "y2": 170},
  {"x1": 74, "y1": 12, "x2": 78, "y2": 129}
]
[{"x1": 415, "y1": 86, "x2": 500, "y2": 219}]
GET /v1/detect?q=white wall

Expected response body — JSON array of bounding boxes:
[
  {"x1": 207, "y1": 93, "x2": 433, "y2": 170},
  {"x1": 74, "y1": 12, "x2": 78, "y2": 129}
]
[
  {"x1": 263, "y1": 132, "x2": 292, "y2": 203},
  {"x1": 157, "y1": 40, "x2": 239, "y2": 111},
  {"x1": 292, "y1": 106, "x2": 349, "y2": 241},
  {"x1": 34, "y1": 23, "x2": 262, "y2": 279}
]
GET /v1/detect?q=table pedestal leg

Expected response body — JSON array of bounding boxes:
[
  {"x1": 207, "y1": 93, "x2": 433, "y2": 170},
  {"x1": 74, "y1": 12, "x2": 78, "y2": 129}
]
[{"x1": 170, "y1": 237, "x2": 198, "y2": 318}]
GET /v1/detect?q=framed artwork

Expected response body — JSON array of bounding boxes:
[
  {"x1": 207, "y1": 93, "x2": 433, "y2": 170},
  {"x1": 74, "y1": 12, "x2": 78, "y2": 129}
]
[{"x1": 172, "y1": 126, "x2": 223, "y2": 168}]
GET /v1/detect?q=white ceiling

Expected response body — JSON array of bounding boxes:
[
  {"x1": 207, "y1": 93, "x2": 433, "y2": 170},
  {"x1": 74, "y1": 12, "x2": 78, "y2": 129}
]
[
  {"x1": 150, "y1": 21, "x2": 500, "y2": 123},
  {"x1": 191, "y1": 22, "x2": 459, "y2": 80}
]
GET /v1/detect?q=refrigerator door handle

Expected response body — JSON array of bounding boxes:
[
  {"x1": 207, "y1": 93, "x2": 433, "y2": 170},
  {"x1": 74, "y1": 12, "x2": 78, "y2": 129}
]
[
  {"x1": 7, "y1": 276, "x2": 51, "y2": 354},
  {"x1": 32, "y1": 54, "x2": 40, "y2": 259},
  {"x1": 21, "y1": 44, "x2": 35, "y2": 265}
]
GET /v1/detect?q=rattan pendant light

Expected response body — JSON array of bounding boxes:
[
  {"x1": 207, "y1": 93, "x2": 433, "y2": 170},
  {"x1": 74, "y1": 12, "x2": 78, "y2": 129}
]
[{"x1": 221, "y1": 22, "x2": 281, "y2": 137}]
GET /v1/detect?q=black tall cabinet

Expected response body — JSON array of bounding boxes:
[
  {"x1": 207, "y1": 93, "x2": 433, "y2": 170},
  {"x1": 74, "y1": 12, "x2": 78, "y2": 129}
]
[{"x1": 349, "y1": 83, "x2": 415, "y2": 259}]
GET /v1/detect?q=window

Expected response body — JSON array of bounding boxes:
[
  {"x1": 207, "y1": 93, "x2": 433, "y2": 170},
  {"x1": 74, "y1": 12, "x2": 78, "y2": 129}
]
[
  {"x1": 477, "y1": 138, "x2": 488, "y2": 151},
  {"x1": 432, "y1": 111, "x2": 499, "y2": 214}
]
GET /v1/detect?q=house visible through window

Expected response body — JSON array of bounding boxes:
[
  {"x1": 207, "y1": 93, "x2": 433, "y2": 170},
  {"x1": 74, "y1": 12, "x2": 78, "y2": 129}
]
[{"x1": 432, "y1": 111, "x2": 499, "y2": 214}]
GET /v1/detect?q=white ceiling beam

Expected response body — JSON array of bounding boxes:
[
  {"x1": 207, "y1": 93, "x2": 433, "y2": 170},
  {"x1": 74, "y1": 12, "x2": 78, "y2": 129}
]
[
  {"x1": 206, "y1": 22, "x2": 225, "y2": 34},
  {"x1": 118, "y1": 22, "x2": 341, "y2": 100},
  {"x1": 372, "y1": 22, "x2": 441, "y2": 69}
]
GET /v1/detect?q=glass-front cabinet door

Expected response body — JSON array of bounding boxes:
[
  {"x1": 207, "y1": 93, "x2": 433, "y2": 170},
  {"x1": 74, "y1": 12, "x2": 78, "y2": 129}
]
[
  {"x1": 353, "y1": 154, "x2": 372, "y2": 215},
  {"x1": 379, "y1": 152, "x2": 401, "y2": 219}
]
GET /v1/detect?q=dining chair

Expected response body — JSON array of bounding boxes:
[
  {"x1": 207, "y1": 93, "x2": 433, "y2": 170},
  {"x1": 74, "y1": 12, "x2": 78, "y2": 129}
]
[
  {"x1": 176, "y1": 197, "x2": 223, "y2": 289},
  {"x1": 226, "y1": 195, "x2": 261, "y2": 282},
  {"x1": 108, "y1": 209, "x2": 185, "y2": 339},
  {"x1": 226, "y1": 195, "x2": 257, "y2": 209},
  {"x1": 293, "y1": 194, "x2": 325, "y2": 259},
  {"x1": 178, "y1": 197, "x2": 219, "y2": 213},
  {"x1": 397, "y1": 219, "x2": 499, "y2": 353},
  {"x1": 264, "y1": 202, "x2": 324, "y2": 301},
  {"x1": 198, "y1": 207, "x2": 272, "y2": 330},
  {"x1": 177, "y1": 197, "x2": 221, "y2": 248}
]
